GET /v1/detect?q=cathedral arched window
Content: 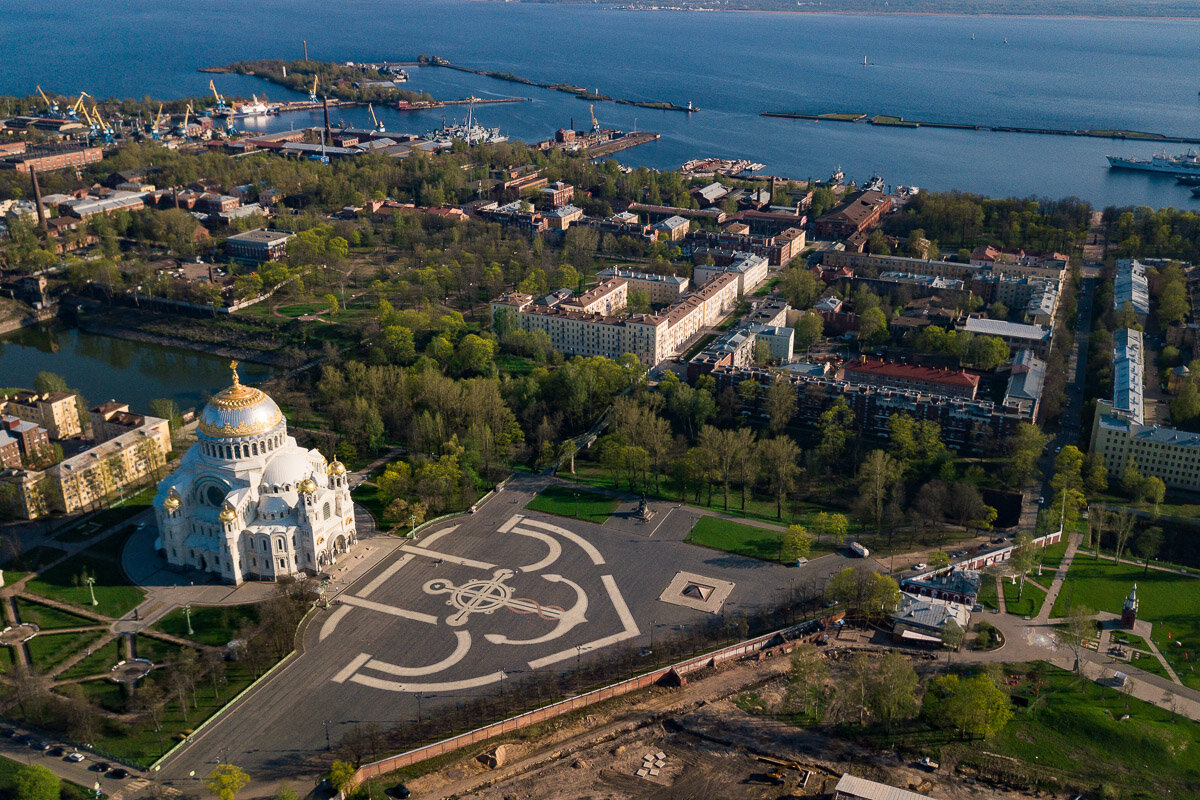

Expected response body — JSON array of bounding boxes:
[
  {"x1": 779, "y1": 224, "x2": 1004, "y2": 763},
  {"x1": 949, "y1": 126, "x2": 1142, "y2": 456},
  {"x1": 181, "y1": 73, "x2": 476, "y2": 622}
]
[
  {"x1": 275, "y1": 537, "x2": 284, "y2": 551},
  {"x1": 322, "y1": 502, "x2": 331, "y2": 520}
]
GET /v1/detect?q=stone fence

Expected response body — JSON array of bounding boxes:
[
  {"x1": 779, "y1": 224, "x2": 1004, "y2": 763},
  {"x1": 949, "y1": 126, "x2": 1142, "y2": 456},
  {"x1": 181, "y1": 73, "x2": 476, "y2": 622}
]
[
  {"x1": 909, "y1": 527, "x2": 1063, "y2": 583},
  {"x1": 349, "y1": 613, "x2": 841, "y2": 789}
]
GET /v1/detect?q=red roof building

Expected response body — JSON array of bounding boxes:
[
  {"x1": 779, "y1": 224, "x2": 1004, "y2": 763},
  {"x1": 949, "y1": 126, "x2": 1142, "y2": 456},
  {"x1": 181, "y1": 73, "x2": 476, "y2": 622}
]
[{"x1": 838, "y1": 357, "x2": 980, "y2": 400}]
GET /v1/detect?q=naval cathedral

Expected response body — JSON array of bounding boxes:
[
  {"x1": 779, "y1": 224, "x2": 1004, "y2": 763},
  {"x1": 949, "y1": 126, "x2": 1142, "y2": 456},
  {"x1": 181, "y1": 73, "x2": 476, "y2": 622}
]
[{"x1": 154, "y1": 362, "x2": 357, "y2": 585}]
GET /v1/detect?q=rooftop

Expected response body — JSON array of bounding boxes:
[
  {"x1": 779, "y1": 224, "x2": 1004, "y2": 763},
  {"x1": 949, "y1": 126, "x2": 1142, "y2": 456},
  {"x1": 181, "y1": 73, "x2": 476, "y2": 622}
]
[
  {"x1": 843, "y1": 358, "x2": 980, "y2": 391},
  {"x1": 833, "y1": 773, "x2": 934, "y2": 800},
  {"x1": 962, "y1": 316, "x2": 1051, "y2": 342},
  {"x1": 226, "y1": 228, "x2": 295, "y2": 245},
  {"x1": 1113, "y1": 327, "x2": 1145, "y2": 424}
]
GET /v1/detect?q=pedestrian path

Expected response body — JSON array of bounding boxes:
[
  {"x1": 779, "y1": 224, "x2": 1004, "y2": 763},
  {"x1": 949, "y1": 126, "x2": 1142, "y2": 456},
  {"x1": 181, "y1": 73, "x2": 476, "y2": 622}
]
[{"x1": 1036, "y1": 528, "x2": 1081, "y2": 623}]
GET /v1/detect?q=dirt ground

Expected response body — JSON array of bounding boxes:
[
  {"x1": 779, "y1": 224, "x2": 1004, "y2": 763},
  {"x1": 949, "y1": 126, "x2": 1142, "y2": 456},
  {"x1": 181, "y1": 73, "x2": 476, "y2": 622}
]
[{"x1": 394, "y1": 651, "x2": 1064, "y2": 800}]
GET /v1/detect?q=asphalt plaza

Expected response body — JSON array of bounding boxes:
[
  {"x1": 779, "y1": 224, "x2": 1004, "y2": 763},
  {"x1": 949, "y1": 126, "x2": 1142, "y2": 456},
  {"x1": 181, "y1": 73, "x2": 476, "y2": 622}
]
[{"x1": 159, "y1": 480, "x2": 852, "y2": 786}]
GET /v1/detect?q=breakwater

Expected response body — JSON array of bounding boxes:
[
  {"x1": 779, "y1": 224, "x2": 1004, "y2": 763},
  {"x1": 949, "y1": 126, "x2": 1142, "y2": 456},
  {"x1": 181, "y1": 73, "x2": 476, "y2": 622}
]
[
  {"x1": 761, "y1": 111, "x2": 1200, "y2": 145},
  {"x1": 424, "y1": 59, "x2": 697, "y2": 113}
]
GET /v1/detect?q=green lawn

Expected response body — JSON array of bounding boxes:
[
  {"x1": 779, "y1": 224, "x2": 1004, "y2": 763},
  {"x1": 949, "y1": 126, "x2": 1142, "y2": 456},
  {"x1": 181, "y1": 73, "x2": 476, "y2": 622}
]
[
  {"x1": 976, "y1": 574, "x2": 1000, "y2": 611},
  {"x1": 1035, "y1": 538, "x2": 1069, "y2": 572},
  {"x1": 525, "y1": 485, "x2": 619, "y2": 525},
  {"x1": 685, "y1": 516, "x2": 789, "y2": 564},
  {"x1": 0, "y1": 754, "x2": 98, "y2": 800},
  {"x1": 133, "y1": 634, "x2": 186, "y2": 665},
  {"x1": 26, "y1": 630, "x2": 107, "y2": 675},
  {"x1": 153, "y1": 603, "x2": 261, "y2": 648},
  {"x1": 71, "y1": 678, "x2": 128, "y2": 714},
  {"x1": 1002, "y1": 577, "x2": 1046, "y2": 617},
  {"x1": 14, "y1": 598, "x2": 99, "y2": 630},
  {"x1": 59, "y1": 638, "x2": 122, "y2": 680},
  {"x1": 1109, "y1": 631, "x2": 1171, "y2": 679},
  {"x1": 3, "y1": 545, "x2": 67, "y2": 573},
  {"x1": 1052, "y1": 557, "x2": 1200, "y2": 690},
  {"x1": 25, "y1": 529, "x2": 146, "y2": 619},
  {"x1": 967, "y1": 664, "x2": 1200, "y2": 798}
]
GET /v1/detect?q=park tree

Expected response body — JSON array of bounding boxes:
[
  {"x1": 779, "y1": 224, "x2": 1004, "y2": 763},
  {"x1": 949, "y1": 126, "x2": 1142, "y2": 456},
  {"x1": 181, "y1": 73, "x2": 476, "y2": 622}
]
[
  {"x1": 827, "y1": 565, "x2": 901, "y2": 620},
  {"x1": 837, "y1": 652, "x2": 875, "y2": 725},
  {"x1": 12, "y1": 764, "x2": 59, "y2": 800},
  {"x1": 1003, "y1": 423, "x2": 1049, "y2": 488},
  {"x1": 1108, "y1": 507, "x2": 1138, "y2": 563},
  {"x1": 788, "y1": 643, "x2": 829, "y2": 718},
  {"x1": 930, "y1": 550, "x2": 950, "y2": 570},
  {"x1": 1137, "y1": 526, "x2": 1163, "y2": 575},
  {"x1": 327, "y1": 760, "x2": 357, "y2": 792},
  {"x1": 33, "y1": 371, "x2": 70, "y2": 394},
  {"x1": 1141, "y1": 475, "x2": 1166, "y2": 513},
  {"x1": 816, "y1": 397, "x2": 854, "y2": 472},
  {"x1": 273, "y1": 787, "x2": 300, "y2": 800},
  {"x1": 793, "y1": 311, "x2": 824, "y2": 352},
  {"x1": 1009, "y1": 531, "x2": 1035, "y2": 600},
  {"x1": 782, "y1": 524, "x2": 814, "y2": 563},
  {"x1": 870, "y1": 651, "x2": 921, "y2": 730},
  {"x1": 812, "y1": 511, "x2": 849, "y2": 547},
  {"x1": 205, "y1": 764, "x2": 251, "y2": 800},
  {"x1": 763, "y1": 438, "x2": 801, "y2": 520},
  {"x1": 855, "y1": 449, "x2": 901, "y2": 530},
  {"x1": 149, "y1": 397, "x2": 184, "y2": 435},
  {"x1": 765, "y1": 380, "x2": 796, "y2": 434},
  {"x1": 1051, "y1": 445, "x2": 1086, "y2": 494},
  {"x1": 780, "y1": 267, "x2": 821, "y2": 308},
  {"x1": 921, "y1": 673, "x2": 1012, "y2": 739},
  {"x1": 858, "y1": 306, "x2": 888, "y2": 344},
  {"x1": 966, "y1": 335, "x2": 1010, "y2": 370},
  {"x1": 698, "y1": 425, "x2": 739, "y2": 511}
]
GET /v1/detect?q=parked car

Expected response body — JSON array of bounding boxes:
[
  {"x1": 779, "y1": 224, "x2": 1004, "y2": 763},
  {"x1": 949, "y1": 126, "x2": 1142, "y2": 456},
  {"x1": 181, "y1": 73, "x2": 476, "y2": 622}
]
[
  {"x1": 91, "y1": 762, "x2": 111, "y2": 773},
  {"x1": 48, "y1": 746, "x2": 66, "y2": 757},
  {"x1": 66, "y1": 752, "x2": 85, "y2": 763},
  {"x1": 912, "y1": 563, "x2": 927, "y2": 571},
  {"x1": 107, "y1": 768, "x2": 129, "y2": 779}
]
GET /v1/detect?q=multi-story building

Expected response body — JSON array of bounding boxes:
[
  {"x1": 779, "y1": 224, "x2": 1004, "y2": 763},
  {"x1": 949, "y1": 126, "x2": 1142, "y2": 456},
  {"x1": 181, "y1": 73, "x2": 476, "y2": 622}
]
[
  {"x1": 821, "y1": 249, "x2": 1068, "y2": 284},
  {"x1": 491, "y1": 273, "x2": 738, "y2": 366},
  {"x1": 1002, "y1": 349, "x2": 1047, "y2": 420},
  {"x1": 653, "y1": 215, "x2": 691, "y2": 241},
  {"x1": 688, "y1": 323, "x2": 794, "y2": 378},
  {"x1": 1, "y1": 390, "x2": 82, "y2": 439},
  {"x1": 90, "y1": 401, "x2": 166, "y2": 445},
  {"x1": 0, "y1": 144, "x2": 103, "y2": 174},
  {"x1": 1115, "y1": 258, "x2": 1151, "y2": 316},
  {"x1": 811, "y1": 190, "x2": 892, "y2": 241},
  {"x1": 960, "y1": 316, "x2": 1053, "y2": 358},
  {"x1": 58, "y1": 189, "x2": 146, "y2": 219},
  {"x1": 969, "y1": 245, "x2": 1069, "y2": 271},
  {"x1": 596, "y1": 267, "x2": 690, "y2": 304},
  {"x1": 543, "y1": 204, "x2": 583, "y2": 230},
  {"x1": 0, "y1": 416, "x2": 50, "y2": 460},
  {"x1": 688, "y1": 226, "x2": 805, "y2": 267},
  {"x1": 55, "y1": 416, "x2": 170, "y2": 513},
  {"x1": 693, "y1": 252, "x2": 769, "y2": 296},
  {"x1": 0, "y1": 432, "x2": 21, "y2": 469},
  {"x1": 838, "y1": 357, "x2": 980, "y2": 400},
  {"x1": 713, "y1": 365, "x2": 1029, "y2": 453},
  {"x1": 225, "y1": 228, "x2": 295, "y2": 264},
  {"x1": 1113, "y1": 328, "x2": 1145, "y2": 425},
  {"x1": 539, "y1": 181, "x2": 574, "y2": 207}
]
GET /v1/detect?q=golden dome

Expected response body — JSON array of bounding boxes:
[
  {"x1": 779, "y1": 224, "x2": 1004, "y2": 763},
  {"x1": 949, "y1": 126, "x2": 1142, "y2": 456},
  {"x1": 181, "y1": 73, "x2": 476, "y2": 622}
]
[
  {"x1": 218, "y1": 502, "x2": 237, "y2": 523},
  {"x1": 197, "y1": 361, "x2": 284, "y2": 440},
  {"x1": 329, "y1": 460, "x2": 346, "y2": 476},
  {"x1": 298, "y1": 477, "x2": 318, "y2": 494},
  {"x1": 163, "y1": 487, "x2": 181, "y2": 510}
]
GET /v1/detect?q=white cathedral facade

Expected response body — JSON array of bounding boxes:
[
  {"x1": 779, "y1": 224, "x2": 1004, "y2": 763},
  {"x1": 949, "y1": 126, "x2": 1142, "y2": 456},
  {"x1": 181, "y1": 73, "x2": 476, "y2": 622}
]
[{"x1": 154, "y1": 362, "x2": 357, "y2": 585}]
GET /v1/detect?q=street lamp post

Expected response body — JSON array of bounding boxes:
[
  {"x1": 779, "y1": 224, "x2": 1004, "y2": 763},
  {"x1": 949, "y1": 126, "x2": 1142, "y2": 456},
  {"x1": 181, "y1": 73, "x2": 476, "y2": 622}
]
[
  {"x1": 409, "y1": 513, "x2": 417, "y2": 539},
  {"x1": 183, "y1": 604, "x2": 193, "y2": 636},
  {"x1": 85, "y1": 576, "x2": 97, "y2": 607}
]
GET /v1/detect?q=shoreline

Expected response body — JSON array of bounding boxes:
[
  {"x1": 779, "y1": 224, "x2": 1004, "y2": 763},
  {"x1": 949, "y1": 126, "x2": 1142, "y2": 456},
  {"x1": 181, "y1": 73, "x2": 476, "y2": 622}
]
[
  {"x1": 588, "y1": 5, "x2": 1200, "y2": 21},
  {"x1": 74, "y1": 319, "x2": 281, "y2": 367}
]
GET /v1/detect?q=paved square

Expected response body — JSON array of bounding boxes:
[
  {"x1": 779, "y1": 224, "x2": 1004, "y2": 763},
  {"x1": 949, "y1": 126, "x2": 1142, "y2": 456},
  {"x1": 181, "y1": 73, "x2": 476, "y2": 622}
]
[{"x1": 159, "y1": 479, "x2": 853, "y2": 786}]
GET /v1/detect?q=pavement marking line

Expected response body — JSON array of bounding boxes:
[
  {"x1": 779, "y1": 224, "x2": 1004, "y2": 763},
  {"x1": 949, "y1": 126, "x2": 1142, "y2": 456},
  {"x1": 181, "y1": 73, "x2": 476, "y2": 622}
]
[
  {"x1": 349, "y1": 670, "x2": 507, "y2": 693},
  {"x1": 526, "y1": 574, "x2": 638, "y2": 669},
  {"x1": 340, "y1": 594, "x2": 439, "y2": 625},
  {"x1": 358, "y1": 553, "x2": 415, "y2": 598},
  {"x1": 331, "y1": 652, "x2": 373, "y2": 684},
  {"x1": 521, "y1": 517, "x2": 606, "y2": 565},
  {"x1": 401, "y1": 545, "x2": 496, "y2": 570},
  {"x1": 485, "y1": 573, "x2": 588, "y2": 646},
  {"x1": 498, "y1": 513, "x2": 522, "y2": 534},
  {"x1": 511, "y1": 525, "x2": 563, "y2": 571},
  {"x1": 319, "y1": 604, "x2": 352, "y2": 642},
  {"x1": 364, "y1": 631, "x2": 472, "y2": 676},
  {"x1": 420, "y1": 524, "x2": 459, "y2": 547}
]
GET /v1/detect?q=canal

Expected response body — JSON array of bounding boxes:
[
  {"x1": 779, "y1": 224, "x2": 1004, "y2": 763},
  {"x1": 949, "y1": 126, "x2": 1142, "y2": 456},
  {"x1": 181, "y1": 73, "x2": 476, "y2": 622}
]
[{"x1": 0, "y1": 325, "x2": 273, "y2": 413}]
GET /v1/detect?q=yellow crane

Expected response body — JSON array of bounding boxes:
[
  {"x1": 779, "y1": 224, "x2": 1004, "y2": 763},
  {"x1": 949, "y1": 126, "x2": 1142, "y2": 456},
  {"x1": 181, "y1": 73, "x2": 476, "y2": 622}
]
[
  {"x1": 36, "y1": 85, "x2": 60, "y2": 116},
  {"x1": 68, "y1": 91, "x2": 91, "y2": 119},
  {"x1": 150, "y1": 102, "x2": 164, "y2": 138},
  {"x1": 368, "y1": 102, "x2": 385, "y2": 132},
  {"x1": 208, "y1": 79, "x2": 227, "y2": 113},
  {"x1": 91, "y1": 104, "x2": 114, "y2": 142},
  {"x1": 309, "y1": 75, "x2": 319, "y2": 103},
  {"x1": 589, "y1": 103, "x2": 599, "y2": 133}
]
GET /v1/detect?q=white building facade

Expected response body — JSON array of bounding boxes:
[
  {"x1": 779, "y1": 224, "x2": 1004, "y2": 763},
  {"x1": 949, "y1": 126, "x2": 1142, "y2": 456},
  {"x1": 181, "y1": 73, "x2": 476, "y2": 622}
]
[{"x1": 154, "y1": 363, "x2": 356, "y2": 585}]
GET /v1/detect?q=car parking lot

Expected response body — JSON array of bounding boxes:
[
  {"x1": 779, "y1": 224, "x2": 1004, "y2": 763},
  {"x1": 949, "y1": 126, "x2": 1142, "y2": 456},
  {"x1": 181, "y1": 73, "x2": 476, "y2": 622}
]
[{"x1": 0, "y1": 724, "x2": 140, "y2": 792}]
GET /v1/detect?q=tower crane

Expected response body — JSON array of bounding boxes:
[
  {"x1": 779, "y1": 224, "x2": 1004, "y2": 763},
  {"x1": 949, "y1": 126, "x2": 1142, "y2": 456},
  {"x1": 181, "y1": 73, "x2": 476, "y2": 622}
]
[
  {"x1": 36, "y1": 85, "x2": 60, "y2": 117},
  {"x1": 176, "y1": 103, "x2": 194, "y2": 137},
  {"x1": 150, "y1": 103, "x2": 164, "y2": 139},
  {"x1": 91, "y1": 104, "x2": 115, "y2": 143},
  {"x1": 79, "y1": 104, "x2": 101, "y2": 143},
  {"x1": 208, "y1": 79, "x2": 227, "y2": 114},
  {"x1": 589, "y1": 103, "x2": 599, "y2": 134},
  {"x1": 309, "y1": 75, "x2": 319, "y2": 104},
  {"x1": 368, "y1": 103, "x2": 385, "y2": 133}
]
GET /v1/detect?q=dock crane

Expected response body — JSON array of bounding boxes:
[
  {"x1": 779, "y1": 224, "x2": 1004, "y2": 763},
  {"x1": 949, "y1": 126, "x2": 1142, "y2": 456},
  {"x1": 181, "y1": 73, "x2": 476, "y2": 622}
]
[
  {"x1": 589, "y1": 103, "x2": 599, "y2": 134},
  {"x1": 368, "y1": 103, "x2": 385, "y2": 133},
  {"x1": 67, "y1": 91, "x2": 91, "y2": 120},
  {"x1": 79, "y1": 104, "x2": 101, "y2": 143},
  {"x1": 176, "y1": 103, "x2": 194, "y2": 137},
  {"x1": 149, "y1": 103, "x2": 165, "y2": 139},
  {"x1": 90, "y1": 104, "x2": 115, "y2": 143},
  {"x1": 36, "y1": 85, "x2": 60, "y2": 118},
  {"x1": 309, "y1": 75, "x2": 319, "y2": 104},
  {"x1": 208, "y1": 79, "x2": 227, "y2": 114}
]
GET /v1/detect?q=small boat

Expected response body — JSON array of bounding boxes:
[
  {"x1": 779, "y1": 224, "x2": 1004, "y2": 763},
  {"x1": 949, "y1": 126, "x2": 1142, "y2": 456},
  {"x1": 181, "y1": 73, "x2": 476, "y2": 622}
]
[
  {"x1": 862, "y1": 55, "x2": 868, "y2": 66},
  {"x1": 1176, "y1": 174, "x2": 1200, "y2": 186}
]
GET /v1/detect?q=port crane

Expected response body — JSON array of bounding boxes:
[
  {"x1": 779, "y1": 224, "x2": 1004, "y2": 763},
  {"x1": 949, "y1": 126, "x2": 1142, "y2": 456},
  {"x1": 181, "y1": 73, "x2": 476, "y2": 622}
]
[
  {"x1": 589, "y1": 103, "x2": 599, "y2": 134},
  {"x1": 309, "y1": 75, "x2": 319, "y2": 103},
  {"x1": 79, "y1": 104, "x2": 102, "y2": 143},
  {"x1": 148, "y1": 103, "x2": 164, "y2": 139},
  {"x1": 208, "y1": 79, "x2": 227, "y2": 114},
  {"x1": 90, "y1": 104, "x2": 115, "y2": 143},
  {"x1": 368, "y1": 103, "x2": 385, "y2": 133},
  {"x1": 36, "y1": 85, "x2": 60, "y2": 118},
  {"x1": 67, "y1": 91, "x2": 91, "y2": 120},
  {"x1": 176, "y1": 103, "x2": 194, "y2": 137}
]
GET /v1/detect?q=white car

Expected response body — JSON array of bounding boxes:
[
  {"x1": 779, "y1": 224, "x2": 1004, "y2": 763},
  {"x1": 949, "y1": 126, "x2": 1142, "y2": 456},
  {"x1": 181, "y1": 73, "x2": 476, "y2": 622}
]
[
  {"x1": 913, "y1": 563, "x2": 928, "y2": 571},
  {"x1": 66, "y1": 752, "x2": 85, "y2": 763}
]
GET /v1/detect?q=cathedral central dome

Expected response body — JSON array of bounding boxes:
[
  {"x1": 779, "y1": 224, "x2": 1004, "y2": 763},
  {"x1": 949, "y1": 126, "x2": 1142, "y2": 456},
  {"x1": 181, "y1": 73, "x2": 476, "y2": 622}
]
[{"x1": 197, "y1": 361, "x2": 284, "y2": 439}]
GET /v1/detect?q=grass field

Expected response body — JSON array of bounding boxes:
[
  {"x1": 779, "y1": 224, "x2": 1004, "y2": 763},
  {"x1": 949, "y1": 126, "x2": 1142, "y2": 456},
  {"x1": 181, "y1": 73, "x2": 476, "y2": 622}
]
[
  {"x1": 133, "y1": 634, "x2": 186, "y2": 665},
  {"x1": 26, "y1": 528, "x2": 146, "y2": 619},
  {"x1": 58, "y1": 638, "x2": 122, "y2": 681},
  {"x1": 1002, "y1": 577, "x2": 1046, "y2": 617},
  {"x1": 1035, "y1": 538, "x2": 1069, "y2": 571},
  {"x1": 1052, "y1": 557, "x2": 1200, "y2": 690},
  {"x1": 26, "y1": 630, "x2": 107, "y2": 675},
  {"x1": 685, "y1": 517, "x2": 790, "y2": 563},
  {"x1": 153, "y1": 603, "x2": 261, "y2": 648},
  {"x1": 976, "y1": 574, "x2": 1000, "y2": 610},
  {"x1": 14, "y1": 599, "x2": 98, "y2": 631},
  {"x1": 525, "y1": 485, "x2": 619, "y2": 525},
  {"x1": 1109, "y1": 631, "x2": 1171, "y2": 679},
  {"x1": 967, "y1": 664, "x2": 1200, "y2": 798}
]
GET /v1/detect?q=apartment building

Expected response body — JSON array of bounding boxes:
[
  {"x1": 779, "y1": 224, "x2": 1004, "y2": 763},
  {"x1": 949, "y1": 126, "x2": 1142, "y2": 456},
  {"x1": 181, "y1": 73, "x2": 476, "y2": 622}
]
[
  {"x1": 693, "y1": 252, "x2": 770, "y2": 296},
  {"x1": 838, "y1": 357, "x2": 980, "y2": 400},
  {"x1": 960, "y1": 316, "x2": 1053, "y2": 358},
  {"x1": 1, "y1": 390, "x2": 82, "y2": 439},
  {"x1": 596, "y1": 267, "x2": 690, "y2": 304}
]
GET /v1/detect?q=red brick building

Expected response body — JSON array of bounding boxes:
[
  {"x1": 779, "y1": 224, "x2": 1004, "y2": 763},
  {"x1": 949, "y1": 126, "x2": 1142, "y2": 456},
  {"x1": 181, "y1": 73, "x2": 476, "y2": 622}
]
[
  {"x1": 1, "y1": 144, "x2": 103, "y2": 174},
  {"x1": 838, "y1": 357, "x2": 980, "y2": 400},
  {"x1": 811, "y1": 190, "x2": 892, "y2": 241}
]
